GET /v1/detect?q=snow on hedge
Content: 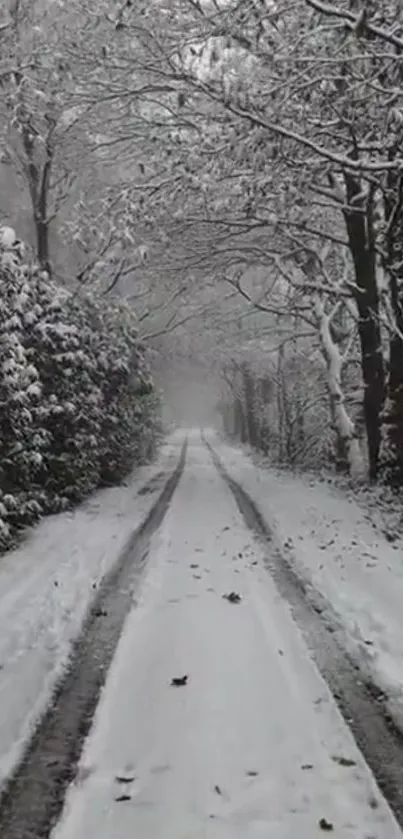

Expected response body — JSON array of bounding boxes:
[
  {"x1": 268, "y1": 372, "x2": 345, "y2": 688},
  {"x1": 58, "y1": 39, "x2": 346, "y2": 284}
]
[{"x1": 0, "y1": 227, "x2": 161, "y2": 550}]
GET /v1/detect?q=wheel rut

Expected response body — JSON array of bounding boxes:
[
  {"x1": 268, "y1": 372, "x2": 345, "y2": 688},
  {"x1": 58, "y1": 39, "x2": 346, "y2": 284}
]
[
  {"x1": 0, "y1": 441, "x2": 187, "y2": 839},
  {"x1": 205, "y1": 437, "x2": 403, "y2": 829}
]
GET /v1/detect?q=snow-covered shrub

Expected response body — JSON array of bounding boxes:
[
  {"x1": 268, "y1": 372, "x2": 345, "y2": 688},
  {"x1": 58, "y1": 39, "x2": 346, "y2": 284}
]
[
  {"x1": 27, "y1": 291, "x2": 104, "y2": 505},
  {"x1": 88, "y1": 300, "x2": 150, "y2": 485},
  {"x1": 0, "y1": 227, "x2": 160, "y2": 549},
  {"x1": 0, "y1": 239, "x2": 48, "y2": 528}
]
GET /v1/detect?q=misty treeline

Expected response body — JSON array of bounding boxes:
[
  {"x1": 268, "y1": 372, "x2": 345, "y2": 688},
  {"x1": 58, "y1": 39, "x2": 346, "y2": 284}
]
[{"x1": 1, "y1": 1, "x2": 403, "y2": 484}]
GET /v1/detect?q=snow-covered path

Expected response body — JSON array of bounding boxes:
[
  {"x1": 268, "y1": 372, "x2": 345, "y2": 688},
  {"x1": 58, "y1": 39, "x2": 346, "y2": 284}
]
[
  {"x1": 211, "y1": 434, "x2": 403, "y2": 732},
  {"x1": 53, "y1": 436, "x2": 402, "y2": 839},
  {"x1": 0, "y1": 439, "x2": 179, "y2": 787}
]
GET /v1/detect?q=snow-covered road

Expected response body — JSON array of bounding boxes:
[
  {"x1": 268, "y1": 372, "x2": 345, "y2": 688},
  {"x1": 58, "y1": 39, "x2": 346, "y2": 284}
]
[
  {"x1": 0, "y1": 439, "x2": 179, "y2": 786},
  {"x1": 211, "y1": 434, "x2": 403, "y2": 733},
  {"x1": 53, "y1": 435, "x2": 402, "y2": 839}
]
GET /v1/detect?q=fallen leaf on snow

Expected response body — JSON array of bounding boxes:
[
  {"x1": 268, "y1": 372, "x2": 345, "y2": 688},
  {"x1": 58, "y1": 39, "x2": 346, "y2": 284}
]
[
  {"x1": 319, "y1": 817, "x2": 334, "y2": 831},
  {"x1": 331, "y1": 755, "x2": 356, "y2": 767},
  {"x1": 222, "y1": 592, "x2": 241, "y2": 604},
  {"x1": 171, "y1": 675, "x2": 188, "y2": 687},
  {"x1": 115, "y1": 794, "x2": 131, "y2": 803}
]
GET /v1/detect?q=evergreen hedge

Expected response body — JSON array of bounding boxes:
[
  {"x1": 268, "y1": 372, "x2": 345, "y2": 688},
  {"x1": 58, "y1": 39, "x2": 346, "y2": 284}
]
[{"x1": 0, "y1": 226, "x2": 161, "y2": 550}]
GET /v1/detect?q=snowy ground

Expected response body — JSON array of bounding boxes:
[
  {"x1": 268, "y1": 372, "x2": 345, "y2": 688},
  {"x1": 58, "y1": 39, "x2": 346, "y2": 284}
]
[
  {"x1": 53, "y1": 436, "x2": 401, "y2": 839},
  {"x1": 212, "y1": 434, "x2": 403, "y2": 732},
  {"x1": 0, "y1": 437, "x2": 180, "y2": 788}
]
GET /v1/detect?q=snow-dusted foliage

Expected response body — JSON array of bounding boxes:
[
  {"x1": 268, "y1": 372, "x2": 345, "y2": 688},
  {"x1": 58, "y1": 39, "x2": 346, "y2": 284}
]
[
  {"x1": 91, "y1": 301, "x2": 161, "y2": 485},
  {"x1": 0, "y1": 228, "x2": 160, "y2": 550},
  {"x1": 219, "y1": 343, "x2": 366, "y2": 475}
]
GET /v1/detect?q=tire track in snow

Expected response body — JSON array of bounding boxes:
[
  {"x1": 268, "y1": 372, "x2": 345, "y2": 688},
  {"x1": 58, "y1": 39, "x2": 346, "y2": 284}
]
[
  {"x1": 206, "y1": 436, "x2": 403, "y2": 829},
  {"x1": 0, "y1": 441, "x2": 187, "y2": 839}
]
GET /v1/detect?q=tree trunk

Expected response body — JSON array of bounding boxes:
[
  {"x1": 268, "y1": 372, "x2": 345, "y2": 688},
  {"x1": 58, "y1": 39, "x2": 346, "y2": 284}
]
[
  {"x1": 343, "y1": 174, "x2": 385, "y2": 480},
  {"x1": 315, "y1": 296, "x2": 365, "y2": 480},
  {"x1": 34, "y1": 152, "x2": 52, "y2": 275},
  {"x1": 22, "y1": 119, "x2": 53, "y2": 276},
  {"x1": 258, "y1": 375, "x2": 272, "y2": 454},
  {"x1": 277, "y1": 345, "x2": 285, "y2": 462},
  {"x1": 380, "y1": 161, "x2": 403, "y2": 484},
  {"x1": 242, "y1": 363, "x2": 258, "y2": 447},
  {"x1": 235, "y1": 396, "x2": 248, "y2": 442},
  {"x1": 34, "y1": 212, "x2": 51, "y2": 276}
]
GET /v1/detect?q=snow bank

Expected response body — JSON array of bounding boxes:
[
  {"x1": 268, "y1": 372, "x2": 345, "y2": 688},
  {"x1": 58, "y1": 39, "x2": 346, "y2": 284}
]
[
  {"x1": 0, "y1": 438, "x2": 179, "y2": 788},
  {"x1": 213, "y1": 436, "x2": 403, "y2": 731}
]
